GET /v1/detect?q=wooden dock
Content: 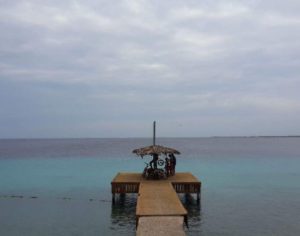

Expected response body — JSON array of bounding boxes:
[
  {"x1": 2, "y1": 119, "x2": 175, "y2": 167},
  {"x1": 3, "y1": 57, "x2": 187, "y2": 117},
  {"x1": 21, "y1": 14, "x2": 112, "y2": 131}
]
[
  {"x1": 111, "y1": 172, "x2": 201, "y2": 235},
  {"x1": 136, "y1": 216, "x2": 186, "y2": 236},
  {"x1": 136, "y1": 181, "x2": 188, "y2": 217},
  {"x1": 111, "y1": 172, "x2": 201, "y2": 201}
]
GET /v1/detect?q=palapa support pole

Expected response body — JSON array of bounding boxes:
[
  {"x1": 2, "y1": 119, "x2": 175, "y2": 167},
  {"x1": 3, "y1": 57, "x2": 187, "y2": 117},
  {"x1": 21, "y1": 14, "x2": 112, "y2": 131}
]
[{"x1": 153, "y1": 121, "x2": 156, "y2": 146}]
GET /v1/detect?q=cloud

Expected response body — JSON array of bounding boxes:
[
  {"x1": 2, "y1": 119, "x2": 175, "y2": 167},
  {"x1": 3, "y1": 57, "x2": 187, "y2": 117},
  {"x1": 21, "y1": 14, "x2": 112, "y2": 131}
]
[{"x1": 0, "y1": 0, "x2": 300, "y2": 137}]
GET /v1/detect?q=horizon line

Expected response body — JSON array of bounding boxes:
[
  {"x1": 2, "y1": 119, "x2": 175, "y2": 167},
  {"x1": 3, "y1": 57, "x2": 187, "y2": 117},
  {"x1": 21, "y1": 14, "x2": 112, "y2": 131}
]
[{"x1": 0, "y1": 135, "x2": 300, "y2": 140}]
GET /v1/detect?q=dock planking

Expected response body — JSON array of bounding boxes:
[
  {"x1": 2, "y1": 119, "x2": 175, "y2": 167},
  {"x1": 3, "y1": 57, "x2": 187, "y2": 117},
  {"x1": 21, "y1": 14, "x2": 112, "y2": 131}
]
[
  {"x1": 136, "y1": 216, "x2": 186, "y2": 236},
  {"x1": 111, "y1": 172, "x2": 201, "y2": 201},
  {"x1": 112, "y1": 172, "x2": 199, "y2": 183},
  {"x1": 111, "y1": 172, "x2": 201, "y2": 232},
  {"x1": 136, "y1": 181, "x2": 187, "y2": 217}
]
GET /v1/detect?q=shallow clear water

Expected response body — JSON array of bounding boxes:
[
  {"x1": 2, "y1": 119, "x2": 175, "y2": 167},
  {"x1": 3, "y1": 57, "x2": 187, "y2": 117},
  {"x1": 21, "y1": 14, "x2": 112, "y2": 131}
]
[{"x1": 0, "y1": 137, "x2": 300, "y2": 235}]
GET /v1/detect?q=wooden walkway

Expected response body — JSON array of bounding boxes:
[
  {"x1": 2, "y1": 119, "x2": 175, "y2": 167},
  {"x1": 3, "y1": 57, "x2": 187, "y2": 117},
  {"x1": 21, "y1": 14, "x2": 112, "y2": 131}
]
[
  {"x1": 111, "y1": 172, "x2": 200, "y2": 183},
  {"x1": 136, "y1": 216, "x2": 186, "y2": 236},
  {"x1": 136, "y1": 181, "x2": 187, "y2": 217},
  {"x1": 111, "y1": 172, "x2": 201, "y2": 201},
  {"x1": 111, "y1": 172, "x2": 201, "y2": 235}
]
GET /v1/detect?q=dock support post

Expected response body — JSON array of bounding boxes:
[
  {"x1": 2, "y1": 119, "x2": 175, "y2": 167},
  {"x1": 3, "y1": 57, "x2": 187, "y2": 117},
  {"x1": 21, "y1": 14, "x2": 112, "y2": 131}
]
[
  {"x1": 197, "y1": 193, "x2": 200, "y2": 205},
  {"x1": 112, "y1": 193, "x2": 115, "y2": 205},
  {"x1": 184, "y1": 215, "x2": 189, "y2": 228},
  {"x1": 136, "y1": 216, "x2": 139, "y2": 229}
]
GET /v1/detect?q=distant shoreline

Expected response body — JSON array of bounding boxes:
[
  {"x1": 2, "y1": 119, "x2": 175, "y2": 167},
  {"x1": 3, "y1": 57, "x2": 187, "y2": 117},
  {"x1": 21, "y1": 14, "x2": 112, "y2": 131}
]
[
  {"x1": 0, "y1": 136, "x2": 300, "y2": 140},
  {"x1": 210, "y1": 135, "x2": 300, "y2": 138}
]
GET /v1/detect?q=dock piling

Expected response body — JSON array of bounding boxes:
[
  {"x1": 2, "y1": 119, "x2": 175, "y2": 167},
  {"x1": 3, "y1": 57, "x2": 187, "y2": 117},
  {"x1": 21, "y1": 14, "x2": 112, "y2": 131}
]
[
  {"x1": 197, "y1": 192, "x2": 200, "y2": 205},
  {"x1": 112, "y1": 193, "x2": 115, "y2": 205}
]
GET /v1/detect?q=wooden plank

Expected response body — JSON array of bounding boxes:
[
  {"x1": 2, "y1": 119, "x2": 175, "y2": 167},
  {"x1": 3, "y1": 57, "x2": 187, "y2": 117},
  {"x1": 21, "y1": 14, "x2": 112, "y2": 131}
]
[
  {"x1": 136, "y1": 181, "x2": 187, "y2": 217},
  {"x1": 136, "y1": 216, "x2": 186, "y2": 236},
  {"x1": 111, "y1": 172, "x2": 144, "y2": 183},
  {"x1": 112, "y1": 172, "x2": 200, "y2": 184},
  {"x1": 168, "y1": 172, "x2": 200, "y2": 183}
]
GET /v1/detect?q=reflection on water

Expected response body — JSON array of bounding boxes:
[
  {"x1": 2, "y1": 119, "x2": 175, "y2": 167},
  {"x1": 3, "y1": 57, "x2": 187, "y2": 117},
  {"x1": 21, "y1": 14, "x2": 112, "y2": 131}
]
[
  {"x1": 110, "y1": 194, "x2": 137, "y2": 235},
  {"x1": 180, "y1": 194, "x2": 202, "y2": 236}
]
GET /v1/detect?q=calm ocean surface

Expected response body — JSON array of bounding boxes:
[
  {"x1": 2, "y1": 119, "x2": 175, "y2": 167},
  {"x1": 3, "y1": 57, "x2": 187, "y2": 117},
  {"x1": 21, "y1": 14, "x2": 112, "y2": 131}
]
[{"x1": 0, "y1": 137, "x2": 300, "y2": 236}]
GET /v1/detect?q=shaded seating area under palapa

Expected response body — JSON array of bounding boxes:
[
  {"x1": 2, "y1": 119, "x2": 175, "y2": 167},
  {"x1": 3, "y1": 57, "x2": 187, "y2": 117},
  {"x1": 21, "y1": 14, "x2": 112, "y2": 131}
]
[{"x1": 133, "y1": 144, "x2": 180, "y2": 180}]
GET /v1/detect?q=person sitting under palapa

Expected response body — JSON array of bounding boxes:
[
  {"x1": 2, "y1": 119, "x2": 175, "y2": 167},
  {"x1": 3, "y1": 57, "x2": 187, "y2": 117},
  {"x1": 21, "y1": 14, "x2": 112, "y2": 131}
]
[
  {"x1": 169, "y1": 153, "x2": 177, "y2": 175},
  {"x1": 165, "y1": 157, "x2": 171, "y2": 176},
  {"x1": 149, "y1": 153, "x2": 158, "y2": 169}
]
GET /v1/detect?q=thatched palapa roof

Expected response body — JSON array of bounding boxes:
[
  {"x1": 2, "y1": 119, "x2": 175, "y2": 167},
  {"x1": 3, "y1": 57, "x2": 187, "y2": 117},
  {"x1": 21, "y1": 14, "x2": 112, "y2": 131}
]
[{"x1": 132, "y1": 145, "x2": 180, "y2": 157}]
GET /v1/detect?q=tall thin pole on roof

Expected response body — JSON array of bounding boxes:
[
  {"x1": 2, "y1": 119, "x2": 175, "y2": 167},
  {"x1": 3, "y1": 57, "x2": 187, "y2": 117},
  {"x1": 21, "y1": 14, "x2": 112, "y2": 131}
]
[{"x1": 153, "y1": 121, "x2": 156, "y2": 146}]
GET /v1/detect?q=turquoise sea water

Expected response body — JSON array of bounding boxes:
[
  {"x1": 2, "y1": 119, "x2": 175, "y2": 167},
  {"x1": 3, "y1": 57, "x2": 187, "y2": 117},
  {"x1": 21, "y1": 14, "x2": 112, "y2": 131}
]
[{"x1": 0, "y1": 138, "x2": 300, "y2": 235}]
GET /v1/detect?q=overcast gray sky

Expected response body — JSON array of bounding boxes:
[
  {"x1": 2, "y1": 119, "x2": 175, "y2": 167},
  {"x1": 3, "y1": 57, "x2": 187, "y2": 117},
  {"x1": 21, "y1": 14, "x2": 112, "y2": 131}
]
[{"x1": 0, "y1": 0, "x2": 300, "y2": 138}]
